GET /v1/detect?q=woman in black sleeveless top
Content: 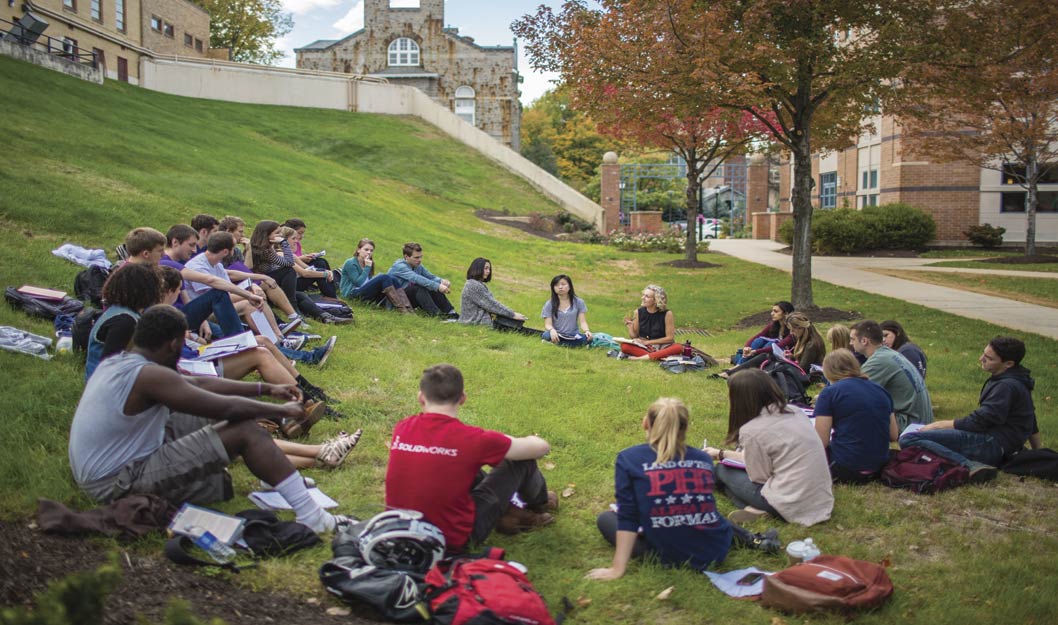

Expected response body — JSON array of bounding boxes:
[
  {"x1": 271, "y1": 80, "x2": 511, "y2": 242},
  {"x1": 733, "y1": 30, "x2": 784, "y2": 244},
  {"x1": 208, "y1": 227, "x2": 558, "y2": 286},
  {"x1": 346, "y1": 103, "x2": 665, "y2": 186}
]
[{"x1": 620, "y1": 285, "x2": 684, "y2": 360}]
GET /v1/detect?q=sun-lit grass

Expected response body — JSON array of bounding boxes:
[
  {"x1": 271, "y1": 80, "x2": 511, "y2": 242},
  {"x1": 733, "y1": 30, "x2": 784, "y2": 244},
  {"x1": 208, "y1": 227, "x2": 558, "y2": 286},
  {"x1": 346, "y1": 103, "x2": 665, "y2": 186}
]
[
  {"x1": 873, "y1": 269, "x2": 1058, "y2": 308},
  {"x1": 2, "y1": 55, "x2": 1057, "y2": 625},
  {"x1": 926, "y1": 259, "x2": 1058, "y2": 273}
]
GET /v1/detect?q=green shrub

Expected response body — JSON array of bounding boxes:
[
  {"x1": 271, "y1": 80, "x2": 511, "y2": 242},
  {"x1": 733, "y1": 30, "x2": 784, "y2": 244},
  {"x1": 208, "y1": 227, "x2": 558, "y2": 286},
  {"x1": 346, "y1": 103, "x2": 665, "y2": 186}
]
[
  {"x1": 965, "y1": 223, "x2": 1006, "y2": 248},
  {"x1": 812, "y1": 208, "x2": 875, "y2": 254},
  {"x1": 861, "y1": 203, "x2": 936, "y2": 249},
  {"x1": 778, "y1": 219, "x2": 794, "y2": 244}
]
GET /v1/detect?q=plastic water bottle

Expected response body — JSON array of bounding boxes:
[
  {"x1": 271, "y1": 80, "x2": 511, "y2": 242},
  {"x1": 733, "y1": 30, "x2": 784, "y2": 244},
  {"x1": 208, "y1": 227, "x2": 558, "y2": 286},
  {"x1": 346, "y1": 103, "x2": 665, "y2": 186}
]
[
  {"x1": 55, "y1": 333, "x2": 73, "y2": 354},
  {"x1": 802, "y1": 538, "x2": 820, "y2": 561},
  {"x1": 184, "y1": 525, "x2": 236, "y2": 564}
]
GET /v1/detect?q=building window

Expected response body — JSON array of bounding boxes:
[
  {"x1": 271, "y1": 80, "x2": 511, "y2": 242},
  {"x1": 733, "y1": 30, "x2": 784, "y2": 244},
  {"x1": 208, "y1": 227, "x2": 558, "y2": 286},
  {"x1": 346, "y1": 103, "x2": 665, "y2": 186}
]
[
  {"x1": 63, "y1": 0, "x2": 76, "y2": 11},
  {"x1": 164, "y1": 22, "x2": 174, "y2": 38},
  {"x1": 115, "y1": 0, "x2": 124, "y2": 31},
  {"x1": 1002, "y1": 162, "x2": 1058, "y2": 185},
  {"x1": 90, "y1": 0, "x2": 101, "y2": 21},
  {"x1": 819, "y1": 172, "x2": 837, "y2": 209},
  {"x1": 454, "y1": 86, "x2": 475, "y2": 124},
  {"x1": 62, "y1": 37, "x2": 78, "y2": 57},
  {"x1": 184, "y1": 33, "x2": 193, "y2": 47},
  {"x1": 195, "y1": 38, "x2": 204, "y2": 52},
  {"x1": 1000, "y1": 192, "x2": 1058, "y2": 213},
  {"x1": 861, "y1": 168, "x2": 878, "y2": 190},
  {"x1": 860, "y1": 194, "x2": 878, "y2": 208},
  {"x1": 150, "y1": 16, "x2": 162, "y2": 32},
  {"x1": 388, "y1": 38, "x2": 420, "y2": 66}
]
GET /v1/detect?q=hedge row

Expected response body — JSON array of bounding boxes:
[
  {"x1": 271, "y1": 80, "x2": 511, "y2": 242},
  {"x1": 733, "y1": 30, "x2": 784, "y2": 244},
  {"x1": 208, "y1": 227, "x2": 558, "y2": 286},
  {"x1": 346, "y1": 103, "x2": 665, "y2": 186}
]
[{"x1": 778, "y1": 203, "x2": 936, "y2": 254}]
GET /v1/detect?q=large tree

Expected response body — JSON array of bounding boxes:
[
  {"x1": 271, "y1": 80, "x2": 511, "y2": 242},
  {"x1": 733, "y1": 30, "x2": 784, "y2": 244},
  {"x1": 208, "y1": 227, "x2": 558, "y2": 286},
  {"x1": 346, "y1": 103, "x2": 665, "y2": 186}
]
[
  {"x1": 894, "y1": 0, "x2": 1058, "y2": 256},
  {"x1": 683, "y1": 0, "x2": 934, "y2": 307},
  {"x1": 514, "y1": 2, "x2": 770, "y2": 263},
  {"x1": 196, "y1": 0, "x2": 293, "y2": 65}
]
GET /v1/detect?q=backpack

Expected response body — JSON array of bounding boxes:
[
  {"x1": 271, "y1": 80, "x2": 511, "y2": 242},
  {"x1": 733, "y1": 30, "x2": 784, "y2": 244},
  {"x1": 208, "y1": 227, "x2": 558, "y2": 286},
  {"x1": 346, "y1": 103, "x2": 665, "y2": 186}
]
[
  {"x1": 1002, "y1": 448, "x2": 1058, "y2": 482},
  {"x1": 761, "y1": 555, "x2": 893, "y2": 614},
  {"x1": 319, "y1": 510, "x2": 445, "y2": 623},
  {"x1": 236, "y1": 509, "x2": 320, "y2": 557},
  {"x1": 309, "y1": 294, "x2": 354, "y2": 319},
  {"x1": 4, "y1": 287, "x2": 84, "y2": 321},
  {"x1": 761, "y1": 358, "x2": 811, "y2": 405},
  {"x1": 425, "y1": 551, "x2": 560, "y2": 625},
  {"x1": 71, "y1": 307, "x2": 103, "y2": 354},
  {"x1": 879, "y1": 445, "x2": 969, "y2": 494},
  {"x1": 73, "y1": 265, "x2": 110, "y2": 307}
]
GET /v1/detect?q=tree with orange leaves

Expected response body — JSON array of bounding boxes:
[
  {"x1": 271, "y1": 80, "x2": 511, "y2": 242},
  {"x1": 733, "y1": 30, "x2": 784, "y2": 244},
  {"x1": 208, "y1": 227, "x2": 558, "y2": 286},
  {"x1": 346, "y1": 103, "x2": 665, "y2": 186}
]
[
  {"x1": 514, "y1": 1, "x2": 772, "y2": 263},
  {"x1": 894, "y1": 0, "x2": 1058, "y2": 256}
]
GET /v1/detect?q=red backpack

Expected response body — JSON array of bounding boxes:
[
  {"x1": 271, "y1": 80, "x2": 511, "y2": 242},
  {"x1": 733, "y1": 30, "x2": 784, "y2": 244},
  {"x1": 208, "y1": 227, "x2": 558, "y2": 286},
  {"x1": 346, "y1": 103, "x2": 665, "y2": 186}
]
[
  {"x1": 424, "y1": 549, "x2": 561, "y2": 625},
  {"x1": 880, "y1": 445, "x2": 969, "y2": 494},
  {"x1": 761, "y1": 555, "x2": 894, "y2": 614}
]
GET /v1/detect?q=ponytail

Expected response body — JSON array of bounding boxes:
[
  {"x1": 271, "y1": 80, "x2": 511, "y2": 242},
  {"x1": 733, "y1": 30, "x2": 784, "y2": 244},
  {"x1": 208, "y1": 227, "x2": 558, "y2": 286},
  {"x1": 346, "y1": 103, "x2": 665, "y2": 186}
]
[{"x1": 646, "y1": 398, "x2": 689, "y2": 464}]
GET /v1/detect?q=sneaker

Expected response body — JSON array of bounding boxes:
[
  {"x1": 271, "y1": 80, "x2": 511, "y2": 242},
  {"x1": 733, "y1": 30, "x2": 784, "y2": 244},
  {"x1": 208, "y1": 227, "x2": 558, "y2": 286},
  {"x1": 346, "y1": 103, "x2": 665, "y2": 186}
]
[
  {"x1": 279, "y1": 317, "x2": 303, "y2": 336},
  {"x1": 320, "y1": 312, "x2": 353, "y2": 325},
  {"x1": 728, "y1": 508, "x2": 772, "y2": 525},
  {"x1": 281, "y1": 335, "x2": 307, "y2": 350},
  {"x1": 446, "y1": 311, "x2": 460, "y2": 320},
  {"x1": 496, "y1": 507, "x2": 555, "y2": 535},
  {"x1": 315, "y1": 429, "x2": 363, "y2": 468},
  {"x1": 316, "y1": 336, "x2": 337, "y2": 367},
  {"x1": 969, "y1": 464, "x2": 998, "y2": 484}
]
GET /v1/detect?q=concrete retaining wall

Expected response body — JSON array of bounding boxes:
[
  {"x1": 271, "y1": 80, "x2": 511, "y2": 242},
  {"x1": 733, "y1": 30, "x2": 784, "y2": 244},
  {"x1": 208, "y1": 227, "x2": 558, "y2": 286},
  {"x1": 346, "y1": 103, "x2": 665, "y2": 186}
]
[
  {"x1": 139, "y1": 57, "x2": 603, "y2": 227},
  {"x1": 0, "y1": 38, "x2": 102, "y2": 84}
]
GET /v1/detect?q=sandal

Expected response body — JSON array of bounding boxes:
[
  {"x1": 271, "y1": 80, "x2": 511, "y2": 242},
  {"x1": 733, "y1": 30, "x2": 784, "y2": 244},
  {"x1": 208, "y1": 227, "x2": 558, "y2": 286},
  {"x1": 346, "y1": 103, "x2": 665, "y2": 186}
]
[
  {"x1": 257, "y1": 419, "x2": 280, "y2": 436},
  {"x1": 316, "y1": 428, "x2": 363, "y2": 468},
  {"x1": 281, "y1": 400, "x2": 326, "y2": 438}
]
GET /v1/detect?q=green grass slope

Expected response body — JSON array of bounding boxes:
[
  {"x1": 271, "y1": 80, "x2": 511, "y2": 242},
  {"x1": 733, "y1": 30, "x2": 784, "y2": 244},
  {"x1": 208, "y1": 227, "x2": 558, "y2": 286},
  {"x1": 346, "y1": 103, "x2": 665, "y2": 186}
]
[{"x1": 1, "y1": 55, "x2": 1057, "y2": 625}]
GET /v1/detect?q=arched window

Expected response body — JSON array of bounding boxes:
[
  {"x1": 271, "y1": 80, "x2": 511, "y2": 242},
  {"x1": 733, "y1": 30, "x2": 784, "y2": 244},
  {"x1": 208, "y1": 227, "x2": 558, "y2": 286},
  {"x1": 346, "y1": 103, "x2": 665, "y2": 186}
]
[
  {"x1": 388, "y1": 38, "x2": 420, "y2": 66},
  {"x1": 454, "y1": 86, "x2": 475, "y2": 125}
]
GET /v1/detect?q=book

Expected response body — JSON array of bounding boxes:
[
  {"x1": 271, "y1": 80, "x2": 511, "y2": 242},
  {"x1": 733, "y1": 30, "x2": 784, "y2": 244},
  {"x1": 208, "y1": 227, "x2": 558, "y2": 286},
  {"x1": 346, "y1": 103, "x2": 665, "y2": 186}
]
[
  {"x1": 177, "y1": 359, "x2": 218, "y2": 376},
  {"x1": 17, "y1": 285, "x2": 66, "y2": 301},
  {"x1": 195, "y1": 331, "x2": 257, "y2": 361},
  {"x1": 248, "y1": 487, "x2": 338, "y2": 511},
  {"x1": 901, "y1": 422, "x2": 925, "y2": 437},
  {"x1": 168, "y1": 504, "x2": 245, "y2": 545},
  {"x1": 613, "y1": 337, "x2": 647, "y2": 347}
]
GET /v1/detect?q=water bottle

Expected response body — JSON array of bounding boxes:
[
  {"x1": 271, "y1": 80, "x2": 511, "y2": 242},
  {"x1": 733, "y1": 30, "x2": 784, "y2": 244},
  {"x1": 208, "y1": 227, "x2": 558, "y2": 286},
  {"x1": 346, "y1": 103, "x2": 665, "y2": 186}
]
[
  {"x1": 55, "y1": 333, "x2": 73, "y2": 354},
  {"x1": 802, "y1": 538, "x2": 820, "y2": 561},
  {"x1": 683, "y1": 340, "x2": 693, "y2": 358},
  {"x1": 184, "y1": 525, "x2": 236, "y2": 564}
]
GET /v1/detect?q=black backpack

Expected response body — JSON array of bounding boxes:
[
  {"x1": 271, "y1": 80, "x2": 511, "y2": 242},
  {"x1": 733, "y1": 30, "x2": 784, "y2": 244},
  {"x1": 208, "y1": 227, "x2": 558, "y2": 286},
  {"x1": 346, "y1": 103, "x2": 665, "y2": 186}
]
[
  {"x1": 71, "y1": 307, "x2": 103, "y2": 354},
  {"x1": 4, "y1": 287, "x2": 84, "y2": 321},
  {"x1": 761, "y1": 358, "x2": 811, "y2": 405},
  {"x1": 74, "y1": 266, "x2": 110, "y2": 307},
  {"x1": 1002, "y1": 448, "x2": 1058, "y2": 482}
]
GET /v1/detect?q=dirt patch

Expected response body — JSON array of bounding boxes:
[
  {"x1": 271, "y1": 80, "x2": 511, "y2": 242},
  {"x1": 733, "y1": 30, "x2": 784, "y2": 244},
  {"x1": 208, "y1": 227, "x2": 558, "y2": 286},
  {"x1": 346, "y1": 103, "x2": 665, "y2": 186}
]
[
  {"x1": 659, "y1": 259, "x2": 721, "y2": 269},
  {"x1": 974, "y1": 253, "x2": 1058, "y2": 265},
  {"x1": 734, "y1": 307, "x2": 861, "y2": 330},
  {"x1": 0, "y1": 520, "x2": 374, "y2": 625},
  {"x1": 475, "y1": 209, "x2": 564, "y2": 241}
]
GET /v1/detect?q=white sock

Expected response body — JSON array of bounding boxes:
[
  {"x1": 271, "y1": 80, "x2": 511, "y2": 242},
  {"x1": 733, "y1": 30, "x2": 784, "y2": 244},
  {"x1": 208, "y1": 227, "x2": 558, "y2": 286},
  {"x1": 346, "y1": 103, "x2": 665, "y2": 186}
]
[
  {"x1": 274, "y1": 472, "x2": 334, "y2": 532},
  {"x1": 289, "y1": 313, "x2": 301, "y2": 321}
]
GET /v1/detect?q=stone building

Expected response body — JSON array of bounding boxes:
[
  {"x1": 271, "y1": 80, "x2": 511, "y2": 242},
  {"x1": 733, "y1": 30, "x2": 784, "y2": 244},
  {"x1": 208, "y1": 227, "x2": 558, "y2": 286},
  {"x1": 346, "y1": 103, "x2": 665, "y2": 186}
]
[
  {"x1": 295, "y1": 0, "x2": 521, "y2": 150},
  {"x1": 2, "y1": 0, "x2": 216, "y2": 84}
]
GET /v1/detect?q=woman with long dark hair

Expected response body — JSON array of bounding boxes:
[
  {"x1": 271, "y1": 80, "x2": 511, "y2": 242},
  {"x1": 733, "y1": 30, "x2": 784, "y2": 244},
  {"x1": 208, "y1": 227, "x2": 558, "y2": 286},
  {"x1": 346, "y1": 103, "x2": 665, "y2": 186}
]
[
  {"x1": 251, "y1": 221, "x2": 344, "y2": 324},
  {"x1": 283, "y1": 218, "x2": 338, "y2": 298},
  {"x1": 458, "y1": 257, "x2": 527, "y2": 327},
  {"x1": 587, "y1": 398, "x2": 778, "y2": 581},
  {"x1": 541, "y1": 274, "x2": 591, "y2": 347},
  {"x1": 733, "y1": 301, "x2": 795, "y2": 364},
  {"x1": 880, "y1": 319, "x2": 927, "y2": 379},
  {"x1": 718, "y1": 312, "x2": 824, "y2": 379},
  {"x1": 706, "y1": 369, "x2": 833, "y2": 525}
]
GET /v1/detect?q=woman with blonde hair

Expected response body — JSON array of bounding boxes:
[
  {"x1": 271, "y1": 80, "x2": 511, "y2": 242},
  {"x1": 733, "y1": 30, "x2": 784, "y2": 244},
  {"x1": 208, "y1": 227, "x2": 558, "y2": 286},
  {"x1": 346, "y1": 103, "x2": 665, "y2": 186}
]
[
  {"x1": 707, "y1": 370, "x2": 833, "y2": 525},
  {"x1": 618, "y1": 284, "x2": 684, "y2": 360},
  {"x1": 588, "y1": 398, "x2": 778, "y2": 581},
  {"x1": 813, "y1": 349, "x2": 898, "y2": 483},
  {"x1": 718, "y1": 312, "x2": 824, "y2": 379}
]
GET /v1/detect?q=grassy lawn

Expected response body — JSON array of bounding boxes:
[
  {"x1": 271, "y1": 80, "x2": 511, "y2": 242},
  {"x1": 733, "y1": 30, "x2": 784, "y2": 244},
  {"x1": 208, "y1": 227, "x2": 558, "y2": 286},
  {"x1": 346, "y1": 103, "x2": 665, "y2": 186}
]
[
  {"x1": 2, "y1": 55, "x2": 1058, "y2": 625},
  {"x1": 925, "y1": 260, "x2": 1058, "y2": 273},
  {"x1": 873, "y1": 270, "x2": 1058, "y2": 308},
  {"x1": 918, "y1": 249, "x2": 1028, "y2": 259}
]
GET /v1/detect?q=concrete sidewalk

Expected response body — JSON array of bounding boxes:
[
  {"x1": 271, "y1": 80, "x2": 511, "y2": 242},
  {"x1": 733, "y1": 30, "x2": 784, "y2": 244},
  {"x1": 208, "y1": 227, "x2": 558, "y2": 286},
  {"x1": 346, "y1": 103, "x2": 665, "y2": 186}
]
[{"x1": 708, "y1": 239, "x2": 1058, "y2": 340}]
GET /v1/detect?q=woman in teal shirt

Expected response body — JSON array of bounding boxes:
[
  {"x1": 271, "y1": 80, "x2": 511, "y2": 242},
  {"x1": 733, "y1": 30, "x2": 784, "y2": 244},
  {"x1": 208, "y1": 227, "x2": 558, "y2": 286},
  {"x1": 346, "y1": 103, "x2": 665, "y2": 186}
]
[{"x1": 340, "y1": 238, "x2": 410, "y2": 312}]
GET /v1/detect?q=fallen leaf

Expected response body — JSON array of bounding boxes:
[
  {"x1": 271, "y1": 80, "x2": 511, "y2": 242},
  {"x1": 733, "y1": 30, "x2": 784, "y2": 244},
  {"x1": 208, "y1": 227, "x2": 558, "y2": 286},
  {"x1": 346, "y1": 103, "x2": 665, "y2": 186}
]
[
  {"x1": 576, "y1": 597, "x2": 592, "y2": 607},
  {"x1": 543, "y1": 462, "x2": 556, "y2": 470},
  {"x1": 655, "y1": 586, "x2": 674, "y2": 600},
  {"x1": 562, "y1": 487, "x2": 576, "y2": 498},
  {"x1": 306, "y1": 598, "x2": 320, "y2": 605},
  {"x1": 770, "y1": 617, "x2": 787, "y2": 625},
  {"x1": 326, "y1": 607, "x2": 351, "y2": 616}
]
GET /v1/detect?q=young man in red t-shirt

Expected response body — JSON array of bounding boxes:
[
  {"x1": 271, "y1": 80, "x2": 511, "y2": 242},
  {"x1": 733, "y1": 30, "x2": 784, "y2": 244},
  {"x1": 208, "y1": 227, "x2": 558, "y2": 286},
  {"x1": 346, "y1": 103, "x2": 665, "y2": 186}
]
[{"x1": 385, "y1": 364, "x2": 556, "y2": 552}]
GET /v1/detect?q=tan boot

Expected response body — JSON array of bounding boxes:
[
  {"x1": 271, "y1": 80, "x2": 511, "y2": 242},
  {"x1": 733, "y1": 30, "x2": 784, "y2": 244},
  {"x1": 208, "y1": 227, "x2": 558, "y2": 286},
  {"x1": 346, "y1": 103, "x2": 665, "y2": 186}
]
[{"x1": 383, "y1": 286, "x2": 414, "y2": 314}]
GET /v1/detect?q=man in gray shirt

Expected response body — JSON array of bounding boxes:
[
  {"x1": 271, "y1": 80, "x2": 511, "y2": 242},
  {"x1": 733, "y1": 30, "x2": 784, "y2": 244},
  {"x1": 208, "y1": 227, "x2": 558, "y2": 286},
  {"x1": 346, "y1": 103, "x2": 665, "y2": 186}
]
[{"x1": 851, "y1": 320, "x2": 934, "y2": 431}]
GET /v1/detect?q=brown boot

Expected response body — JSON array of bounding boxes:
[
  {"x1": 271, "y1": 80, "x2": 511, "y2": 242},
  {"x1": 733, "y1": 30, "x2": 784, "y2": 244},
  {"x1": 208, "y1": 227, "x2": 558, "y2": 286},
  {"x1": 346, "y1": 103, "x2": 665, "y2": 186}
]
[
  {"x1": 495, "y1": 507, "x2": 555, "y2": 535},
  {"x1": 383, "y1": 286, "x2": 414, "y2": 314},
  {"x1": 528, "y1": 490, "x2": 559, "y2": 513}
]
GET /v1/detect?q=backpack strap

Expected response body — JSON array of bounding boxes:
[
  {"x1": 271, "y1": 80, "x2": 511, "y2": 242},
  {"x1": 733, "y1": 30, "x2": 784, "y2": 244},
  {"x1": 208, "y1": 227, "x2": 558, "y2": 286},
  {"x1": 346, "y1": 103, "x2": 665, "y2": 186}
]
[{"x1": 164, "y1": 536, "x2": 255, "y2": 573}]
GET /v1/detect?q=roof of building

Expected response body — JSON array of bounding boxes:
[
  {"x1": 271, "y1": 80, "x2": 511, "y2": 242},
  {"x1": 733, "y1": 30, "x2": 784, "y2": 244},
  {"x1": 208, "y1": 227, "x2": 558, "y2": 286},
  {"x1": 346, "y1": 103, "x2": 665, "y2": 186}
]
[{"x1": 295, "y1": 28, "x2": 513, "y2": 54}]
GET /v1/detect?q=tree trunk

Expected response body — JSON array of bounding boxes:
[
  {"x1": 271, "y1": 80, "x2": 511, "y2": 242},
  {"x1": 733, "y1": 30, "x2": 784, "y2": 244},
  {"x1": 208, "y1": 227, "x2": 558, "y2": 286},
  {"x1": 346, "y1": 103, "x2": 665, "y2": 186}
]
[
  {"x1": 790, "y1": 131, "x2": 815, "y2": 309},
  {"x1": 1026, "y1": 155, "x2": 1038, "y2": 257},
  {"x1": 684, "y1": 157, "x2": 701, "y2": 263}
]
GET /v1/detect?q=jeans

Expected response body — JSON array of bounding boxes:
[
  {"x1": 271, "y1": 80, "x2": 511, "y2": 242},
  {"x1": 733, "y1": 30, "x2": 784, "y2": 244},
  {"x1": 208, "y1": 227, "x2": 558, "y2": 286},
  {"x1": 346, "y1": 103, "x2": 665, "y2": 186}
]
[
  {"x1": 468, "y1": 459, "x2": 548, "y2": 546},
  {"x1": 899, "y1": 429, "x2": 1004, "y2": 470},
  {"x1": 725, "y1": 353, "x2": 769, "y2": 376},
  {"x1": 733, "y1": 337, "x2": 770, "y2": 365},
  {"x1": 540, "y1": 330, "x2": 588, "y2": 348},
  {"x1": 276, "y1": 343, "x2": 327, "y2": 365},
  {"x1": 714, "y1": 464, "x2": 782, "y2": 519},
  {"x1": 405, "y1": 283, "x2": 455, "y2": 315},
  {"x1": 181, "y1": 289, "x2": 243, "y2": 337},
  {"x1": 350, "y1": 274, "x2": 396, "y2": 304}
]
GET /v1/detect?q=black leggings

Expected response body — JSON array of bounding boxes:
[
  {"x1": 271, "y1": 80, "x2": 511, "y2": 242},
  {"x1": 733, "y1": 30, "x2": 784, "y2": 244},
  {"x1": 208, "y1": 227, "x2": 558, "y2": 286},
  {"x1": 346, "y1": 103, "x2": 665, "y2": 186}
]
[
  {"x1": 297, "y1": 257, "x2": 337, "y2": 298},
  {"x1": 265, "y1": 266, "x2": 325, "y2": 319}
]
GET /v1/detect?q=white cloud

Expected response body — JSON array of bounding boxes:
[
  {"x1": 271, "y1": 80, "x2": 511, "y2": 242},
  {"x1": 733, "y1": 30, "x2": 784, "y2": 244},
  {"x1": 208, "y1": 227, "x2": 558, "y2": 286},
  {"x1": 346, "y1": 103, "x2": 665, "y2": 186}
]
[
  {"x1": 333, "y1": 1, "x2": 365, "y2": 34},
  {"x1": 282, "y1": 0, "x2": 342, "y2": 15}
]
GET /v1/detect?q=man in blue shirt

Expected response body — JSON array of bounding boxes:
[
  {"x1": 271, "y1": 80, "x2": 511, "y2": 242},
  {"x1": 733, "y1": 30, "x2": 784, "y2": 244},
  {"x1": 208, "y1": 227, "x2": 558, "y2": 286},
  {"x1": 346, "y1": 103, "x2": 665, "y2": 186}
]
[{"x1": 388, "y1": 242, "x2": 457, "y2": 318}]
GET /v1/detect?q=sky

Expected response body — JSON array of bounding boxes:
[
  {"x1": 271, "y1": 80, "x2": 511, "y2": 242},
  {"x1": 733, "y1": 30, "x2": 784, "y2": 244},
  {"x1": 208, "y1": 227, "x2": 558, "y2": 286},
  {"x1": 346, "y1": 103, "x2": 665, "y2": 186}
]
[{"x1": 275, "y1": 0, "x2": 582, "y2": 107}]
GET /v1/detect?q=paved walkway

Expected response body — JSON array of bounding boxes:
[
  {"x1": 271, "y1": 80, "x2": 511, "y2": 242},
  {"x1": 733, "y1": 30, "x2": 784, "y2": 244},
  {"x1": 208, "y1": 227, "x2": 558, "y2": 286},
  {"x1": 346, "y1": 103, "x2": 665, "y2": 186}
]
[{"x1": 708, "y1": 239, "x2": 1058, "y2": 340}]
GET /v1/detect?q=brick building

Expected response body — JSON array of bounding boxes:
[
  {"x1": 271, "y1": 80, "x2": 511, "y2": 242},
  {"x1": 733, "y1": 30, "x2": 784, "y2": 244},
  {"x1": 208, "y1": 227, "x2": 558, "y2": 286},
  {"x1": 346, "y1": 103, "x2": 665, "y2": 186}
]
[
  {"x1": 294, "y1": 0, "x2": 521, "y2": 150},
  {"x1": 3, "y1": 0, "x2": 216, "y2": 84},
  {"x1": 758, "y1": 113, "x2": 1058, "y2": 244}
]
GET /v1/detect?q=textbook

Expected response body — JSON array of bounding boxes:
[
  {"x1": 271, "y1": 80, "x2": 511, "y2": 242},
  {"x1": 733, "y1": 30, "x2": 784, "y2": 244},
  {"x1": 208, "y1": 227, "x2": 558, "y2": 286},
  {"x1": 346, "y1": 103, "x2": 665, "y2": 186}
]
[
  {"x1": 168, "y1": 504, "x2": 245, "y2": 545},
  {"x1": 195, "y1": 331, "x2": 257, "y2": 361},
  {"x1": 177, "y1": 359, "x2": 218, "y2": 376},
  {"x1": 17, "y1": 286, "x2": 66, "y2": 301}
]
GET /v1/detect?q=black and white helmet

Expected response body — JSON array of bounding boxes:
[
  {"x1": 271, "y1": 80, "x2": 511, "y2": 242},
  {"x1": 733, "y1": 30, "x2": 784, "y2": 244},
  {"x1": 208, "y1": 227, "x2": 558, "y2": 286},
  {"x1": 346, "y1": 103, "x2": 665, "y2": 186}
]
[{"x1": 357, "y1": 509, "x2": 446, "y2": 574}]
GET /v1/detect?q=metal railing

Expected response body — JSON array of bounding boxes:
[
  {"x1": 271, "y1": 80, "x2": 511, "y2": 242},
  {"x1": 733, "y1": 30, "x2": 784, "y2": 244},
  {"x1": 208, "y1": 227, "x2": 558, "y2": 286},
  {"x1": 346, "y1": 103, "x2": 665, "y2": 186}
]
[{"x1": 2, "y1": 15, "x2": 97, "y2": 68}]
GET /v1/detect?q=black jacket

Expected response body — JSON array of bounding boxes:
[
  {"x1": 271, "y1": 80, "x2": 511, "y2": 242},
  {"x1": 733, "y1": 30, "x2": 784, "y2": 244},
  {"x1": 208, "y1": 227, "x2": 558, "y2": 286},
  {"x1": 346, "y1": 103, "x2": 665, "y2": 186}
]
[{"x1": 955, "y1": 366, "x2": 1037, "y2": 457}]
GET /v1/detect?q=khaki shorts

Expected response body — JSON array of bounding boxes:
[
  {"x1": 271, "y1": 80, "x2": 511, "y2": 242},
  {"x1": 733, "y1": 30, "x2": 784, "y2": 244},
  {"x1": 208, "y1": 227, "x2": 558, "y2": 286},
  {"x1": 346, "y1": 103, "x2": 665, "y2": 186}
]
[{"x1": 88, "y1": 413, "x2": 232, "y2": 506}]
